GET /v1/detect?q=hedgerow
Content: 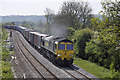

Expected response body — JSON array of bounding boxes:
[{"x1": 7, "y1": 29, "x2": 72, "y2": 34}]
[{"x1": 1, "y1": 27, "x2": 14, "y2": 79}]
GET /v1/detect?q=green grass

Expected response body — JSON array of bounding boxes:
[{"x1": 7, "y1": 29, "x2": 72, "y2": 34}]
[
  {"x1": 73, "y1": 58, "x2": 119, "y2": 79},
  {"x1": 2, "y1": 61, "x2": 14, "y2": 78},
  {"x1": 0, "y1": 24, "x2": 2, "y2": 79},
  {"x1": 1, "y1": 28, "x2": 14, "y2": 79}
]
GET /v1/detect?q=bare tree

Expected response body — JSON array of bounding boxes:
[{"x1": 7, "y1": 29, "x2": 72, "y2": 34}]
[
  {"x1": 44, "y1": 8, "x2": 55, "y2": 26},
  {"x1": 79, "y1": 2, "x2": 93, "y2": 28},
  {"x1": 54, "y1": 1, "x2": 93, "y2": 29},
  {"x1": 44, "y1": 8, "x2": 55, "y2": 34}
]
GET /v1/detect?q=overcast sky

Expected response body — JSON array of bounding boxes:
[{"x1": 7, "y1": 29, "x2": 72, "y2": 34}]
[{"x1": 0, "y1": 0, "x2": 103, "y2": 16}]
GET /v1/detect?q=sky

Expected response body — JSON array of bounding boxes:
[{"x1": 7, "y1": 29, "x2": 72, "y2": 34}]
[{"x1": 0, "y1": 0, "x2": 103, "y2": 16}]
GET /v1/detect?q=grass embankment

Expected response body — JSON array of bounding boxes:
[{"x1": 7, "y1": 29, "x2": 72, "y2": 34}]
[
  {"x1": 74, "y1": 58, "x2": 120, "y2": 79},
  {"x1": 0, "y1": 24, "x2": 2, "y2": 79},
  {"x1": 1, "y1": 28, "x2": 14, "y2": 79}
]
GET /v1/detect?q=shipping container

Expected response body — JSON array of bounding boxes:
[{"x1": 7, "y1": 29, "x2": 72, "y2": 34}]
[
  {"x1": 4, "y1": 25, "x2": 15, "y2": 29},
  {"x1": 9, "y1": 25, "x2": 13, "y2": 29},
  {"x1": 33, "y1": 32, "x2": 40, "y2": 48},
  {"x1": 11, "y1": 25, "x2": 15, "y2": 29},
  {"x1": 14, "y1": 26, "x2": 18, "y2": 30},
  {"x1": 31, "y1": 32, "x2": 48, "y2": 48},
  {"x1": 25, "y1": 29, "x2": 34, "y2": 41},
  {"x1": 4, "y1": 25, "x2": 9, "y2": 29},
  {"x1": 18, "y1": 26, "x2": 26, "y2": 36},
  {"x1": 29, "y1": 32, "x2": 35, "y2": 44}
]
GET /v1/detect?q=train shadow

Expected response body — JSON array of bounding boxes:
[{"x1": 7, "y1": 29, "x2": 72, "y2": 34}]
[
  {"x1": 56, "y1": 64, "x2": 79, "y2": 71},
  {"x1": 70, "y1": 64, "x2": 79, "y2": 70}
]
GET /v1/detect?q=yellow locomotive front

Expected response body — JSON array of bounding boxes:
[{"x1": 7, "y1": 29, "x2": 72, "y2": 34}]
[
  {"x1": 42, "y1": 36, "x2": 74, "y2": 66},
  {"x1": 55, "y1": 41, "x2": 74, "y2": 65}
]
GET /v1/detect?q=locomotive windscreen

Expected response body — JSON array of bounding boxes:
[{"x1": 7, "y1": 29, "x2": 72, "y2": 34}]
[
  {"x1": 58, "y1": 44, "x2": 65, "y2": 50},
  {"x1": 67, "y1": 44, "x2": 73, "y2": 50}
]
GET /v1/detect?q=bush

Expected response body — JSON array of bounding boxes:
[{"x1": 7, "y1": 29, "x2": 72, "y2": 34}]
[
  {"x1": 66, "y1": 27, "x2": 75, "y2": 40},
  {"x1": 2, "y1": 47, "x2": 10, "y2": 61},
  {"x1": 85, "y1": 33, "x2": 120, "y2": 72},
  {"x1": 1, "y1": 28, "x2": 14, "y2": 78},
  {"x1": 2, "y1": 73, "x2": 14, "y2": 79},
  {"x1": 2, "y1": 61, "x2": 13, "y2": 78},
  {"x1": 73, "y1": 28, "x2": 94, "y2": 59}
]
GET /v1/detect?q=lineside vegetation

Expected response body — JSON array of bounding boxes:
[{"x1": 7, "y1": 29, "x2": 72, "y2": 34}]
[
  {"x1": 1, "y1": 25, "x2": 14, "y2": 79},
  {"x1": 71, "y1": 0, "x2": 120, "y2": 79}
]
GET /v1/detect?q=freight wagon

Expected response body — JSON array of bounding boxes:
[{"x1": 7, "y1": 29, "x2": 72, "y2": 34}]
[
  {"x1": 18, "y1": 26, "x2": 26, "y2": 37},
  {"x1": 4, "y1": 25, "x2": 74, "y2": 66},
  {"x1": 32, "y1": 32, "x2": 48, "y2": 49},
  {"x1": 24, "y1": 29, "x2": 34, "y2": 41}
]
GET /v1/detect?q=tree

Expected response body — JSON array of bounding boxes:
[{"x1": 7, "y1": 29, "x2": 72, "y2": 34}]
[
  {"x1": 73, "y1": 28, "x2": 93, "y2": 59},
  {"x1": 37, "y1": 20, "x2": 44, "y2": 28},
  {"x1": 55, "y1": 1, "x2": 93, "y2": 30},
  {"x1": 85, "y1": 0, "x2": 120, "y2": 73},
  {"x1": 79, "y1": 2, "x2": 93, "y2": 28},
  {"x1": 100, "y1": 0, "x2": 120, "y2": 25},
  {"x1": 99, "y1": 0, "x2": 120, "y2": 72},
  {"x1": 44, "y1": 8, "x2": 55, "y2": 26},
  {"x1": 44, "y1": 8, "x2": 55, "y2": 34}
]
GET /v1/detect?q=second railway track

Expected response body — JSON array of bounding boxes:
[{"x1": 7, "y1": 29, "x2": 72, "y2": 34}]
[
  {"x1": 60, "y1": 66, "x2": 90, "y2": 80},
  {"x1": 13, "y1": 30, "x2": 58, "y2": 79}
]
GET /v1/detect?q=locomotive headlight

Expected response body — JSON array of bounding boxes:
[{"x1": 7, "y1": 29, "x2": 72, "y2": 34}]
[
  {"x1": 70, "y1": 55, "x2": 74, "y2": 57},
  {"x1": 58, "y1": 54, "x2": 61, "y2": 56}
]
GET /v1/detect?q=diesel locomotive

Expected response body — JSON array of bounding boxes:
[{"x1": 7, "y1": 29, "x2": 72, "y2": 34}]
[{"x1": 4, "y1": 25, "x2": 74, "y2": 66}]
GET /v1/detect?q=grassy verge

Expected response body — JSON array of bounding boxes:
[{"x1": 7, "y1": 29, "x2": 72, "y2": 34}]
[
  {"x1": 1, "y1": 27, "x2": 14, "y2": 79},
  {"x1": 73, "y1": 58, "x2": 120, "y2": 79},
  {"x1": 0, "y1": 24, "x2": 2, "y2": 79}
]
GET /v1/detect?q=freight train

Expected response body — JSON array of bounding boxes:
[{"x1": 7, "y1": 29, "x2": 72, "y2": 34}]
[{"x1": 4, "y1": 25, "x2": 74, "y2": 66}]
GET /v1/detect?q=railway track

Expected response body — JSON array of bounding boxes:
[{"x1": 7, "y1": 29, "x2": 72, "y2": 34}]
[
  {"x1": 12, "y1": 30, "x2": 99, "y2": 80},
  {"x1": 69, "y1": 66, "x2": 91, "y2": 79},
  {"x1": 60, "y1": 66, "x2": 90, "y2": 80},
  {"x1": 12, "y1": 30, "x2": 42, "y2": 78},
  {"x1": 13, "y1": 30, "x2": 59, "y2": 79},
  {"x1": 60, "y1": 65, "x2": 100, "y2": 80}
]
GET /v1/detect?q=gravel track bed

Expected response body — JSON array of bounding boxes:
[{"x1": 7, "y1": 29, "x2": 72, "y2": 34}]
[
  {"x1": 12, "y1": 31, "x2": 41, "y2": 78},
  {"x1": 15, "y1": 31, "x2": 58, "y2": 79},
  {"x1": 60, "y1": 67, "x2": 87, "y2": 79}
]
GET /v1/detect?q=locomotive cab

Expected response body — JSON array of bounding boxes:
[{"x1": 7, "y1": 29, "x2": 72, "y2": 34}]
[
  {"x1": 42, "y1": 36, "x2": 74, "y2": 66},
  {"x1": 56, "y1": 42, "x2": 74, "y2": 60},
  {"x1": 54, "y1": 39, "x2": 74, "y2": 65}
]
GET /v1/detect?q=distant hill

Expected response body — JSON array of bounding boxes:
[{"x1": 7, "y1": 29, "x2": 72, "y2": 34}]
[
  {"x1": 1, "y1": 14, "x2": 102, "y2": 23},
  {"x1": 1, "y1": 15, "x2": 46, "y2": 23},
  {"x1": 0, "y1": 16, "x2": 2, "y2": 23},
  {"x1": 93, "y1": 14, "x2": 103, "y2": 20}
]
